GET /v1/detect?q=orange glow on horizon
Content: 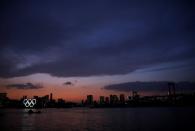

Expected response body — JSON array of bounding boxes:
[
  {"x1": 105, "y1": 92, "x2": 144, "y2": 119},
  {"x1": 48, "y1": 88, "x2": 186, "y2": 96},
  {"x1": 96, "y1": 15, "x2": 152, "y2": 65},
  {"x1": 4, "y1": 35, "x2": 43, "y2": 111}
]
[{"x1": 0, "y1": 84, "x2": 167, "y2": 102}]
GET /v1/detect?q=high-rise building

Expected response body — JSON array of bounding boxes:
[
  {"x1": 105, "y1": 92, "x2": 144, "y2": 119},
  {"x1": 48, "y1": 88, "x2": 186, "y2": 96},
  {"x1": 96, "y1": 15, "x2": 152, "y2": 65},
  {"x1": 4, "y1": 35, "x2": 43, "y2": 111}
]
[
  {"x1": 99, "y1": 96, "x2": 105, "y2": 104},
  {"x1": 113, "y1": 95, "x2": 119, "y2": 104},
  {"x1": 87, "y1": 95, "x2": 93, "y2": 105},
  {"x1": 44, "y1": 95, "x2": 49, "y2": 101},
  {"x1": 110, "y1": 95, "x2": 119, "y2": 104},
  {"x1": 120, "y1": 94, "x2": 125, "y2": 104},
  {"x1": 50, "y1": 93, "x2": 53, "y2": 102},
  {"x1": 105, "y1": 97, "x2": 109, "y2": 104}
]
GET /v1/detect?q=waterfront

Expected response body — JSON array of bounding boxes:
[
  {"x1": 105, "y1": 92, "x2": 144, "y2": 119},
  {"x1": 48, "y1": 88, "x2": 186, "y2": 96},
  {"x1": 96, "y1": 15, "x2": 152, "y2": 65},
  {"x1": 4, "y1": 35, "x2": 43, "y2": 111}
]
[{"x1": 0, "y1": 107, "x2": 194, "y2": 131}]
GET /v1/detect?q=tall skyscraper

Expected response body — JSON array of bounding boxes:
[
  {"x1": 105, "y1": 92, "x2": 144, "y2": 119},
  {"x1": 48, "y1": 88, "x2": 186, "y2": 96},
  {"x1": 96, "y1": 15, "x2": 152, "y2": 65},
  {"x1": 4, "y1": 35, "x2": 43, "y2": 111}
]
[
  {"x1": 110, "y1": 95, "x2": 113, "y2": 104},
  {"x1": 105, "y1": 97, "x2": 109, "y2": 104},
  {"x1": 110, "y1": 95, "x2": 119, "y2": 104},
  {"x1": 99, "y1": 96, "x2": 105, "y2": 104},
  {"x1": 120, "y1": 94, "x2": 125, "y2": 104},
  {"x1": 87, "y1": 95, "x2": 93, "y2": 105},
  {"x1": 50, "y1": 93, "x2": 53, "y2": 102}
]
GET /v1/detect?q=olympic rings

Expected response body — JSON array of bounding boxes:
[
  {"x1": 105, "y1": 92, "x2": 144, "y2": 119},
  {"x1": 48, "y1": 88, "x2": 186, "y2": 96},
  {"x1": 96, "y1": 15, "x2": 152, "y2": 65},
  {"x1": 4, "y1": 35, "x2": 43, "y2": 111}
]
[{"x1": 23, "y1": 99, "x2": 36, "y2": 108}]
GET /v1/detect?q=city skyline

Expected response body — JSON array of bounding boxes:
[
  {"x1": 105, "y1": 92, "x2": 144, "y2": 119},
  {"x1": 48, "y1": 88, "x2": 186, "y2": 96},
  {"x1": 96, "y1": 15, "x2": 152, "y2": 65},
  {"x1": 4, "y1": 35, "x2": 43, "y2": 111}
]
[
  {"x1": 1, "y1": 81, "x2": 195, "y2": 102},
  {"x1": 1, "y1": 83, "x2": 195, "y2": 108},
  {"x1": 0, "y1": 1, "x2": 195, "y2": 101}
]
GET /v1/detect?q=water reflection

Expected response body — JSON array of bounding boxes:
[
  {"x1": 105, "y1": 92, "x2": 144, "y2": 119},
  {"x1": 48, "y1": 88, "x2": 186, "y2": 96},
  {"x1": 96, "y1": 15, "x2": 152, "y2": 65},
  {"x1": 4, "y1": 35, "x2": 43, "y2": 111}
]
[
  {"x1": 0, "y1": 108, "x2": 195, "y2": 131},
  {"x1": 22, "y1": 109, "x2": 35, "y2": 131}
]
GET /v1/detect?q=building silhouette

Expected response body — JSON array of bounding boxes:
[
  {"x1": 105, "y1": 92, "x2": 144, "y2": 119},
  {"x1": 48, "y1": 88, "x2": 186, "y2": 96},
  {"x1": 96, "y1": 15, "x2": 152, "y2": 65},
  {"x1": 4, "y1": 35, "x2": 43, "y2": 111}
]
[
  {"x1": 87, "y1": 95, "x2": 93, "y2": 105},
  {"x1": 110, "y1": 95, "x2": 119, "y2": 104},
  {"x1": 1, "y1": 81, "x2": 195, "y2": 108},
  {"x1": 50, "y1": 93, "x2": 53, "y2": 102},
  {"x1": 105, "y1": 97, "x2": 109, "y2": 104},
  {"x1": 99, "y1": 96, "x2": 105, "y2": 104},
  {"x1": 120, "y1": 94, "x2": 125, "y2": 104}
]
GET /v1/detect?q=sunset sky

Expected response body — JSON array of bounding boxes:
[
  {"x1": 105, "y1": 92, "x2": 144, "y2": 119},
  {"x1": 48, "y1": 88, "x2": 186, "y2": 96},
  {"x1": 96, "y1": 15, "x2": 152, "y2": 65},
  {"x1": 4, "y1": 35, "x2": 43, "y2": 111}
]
[{"x1": 0, "y1": 0, "x2": 194, "y2": 102}]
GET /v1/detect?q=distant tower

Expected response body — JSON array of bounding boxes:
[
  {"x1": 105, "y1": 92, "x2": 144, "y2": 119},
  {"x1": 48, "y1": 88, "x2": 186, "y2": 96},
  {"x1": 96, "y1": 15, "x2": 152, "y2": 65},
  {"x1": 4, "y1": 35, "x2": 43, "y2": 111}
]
[
  {"x1": 105, "y1": 97, "x2": 109, "y2": 104},
  {"x1": 110, "y1": 95, "x2": 113, "y2": 104},
  {"x1": 99, "y1": 96, "x2": 105, "y2": 104},
  {"x1": 87, "y1": 95, "x2": 93, "y2": 105},
  {"x1": 120, "y1": 94, "x2": 125, "y2": 104},
  {"x1": 110, "y1": 95, "x2": 118, "y2": 104},
  {"x1": 50, "y1": 93, "x2": 53, "y2": 102}
]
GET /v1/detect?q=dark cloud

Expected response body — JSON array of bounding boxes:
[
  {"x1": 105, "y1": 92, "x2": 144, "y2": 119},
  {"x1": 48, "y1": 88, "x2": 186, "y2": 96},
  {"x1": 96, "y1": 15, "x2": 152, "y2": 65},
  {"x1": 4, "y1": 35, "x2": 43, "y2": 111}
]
[
  {"x1": 104, "y1": 81, "x2": 195, "y2": 92},
  {"x1": 0, "y1": 0, "x2": 194, "y2": 79},
  {"x1": 6, "y1": 83, "x2": 43, "y2": 89},
  {"x1": 63, "y1": 81, "x2": 74, "y2": 86}
]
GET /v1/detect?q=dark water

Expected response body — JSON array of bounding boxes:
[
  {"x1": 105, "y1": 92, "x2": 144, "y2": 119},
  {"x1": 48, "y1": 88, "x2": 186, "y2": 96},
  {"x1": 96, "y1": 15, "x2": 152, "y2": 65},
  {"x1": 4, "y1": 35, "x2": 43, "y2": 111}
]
[{"x1": 0, "y1": 107, "x2": 194, "y2": 131}]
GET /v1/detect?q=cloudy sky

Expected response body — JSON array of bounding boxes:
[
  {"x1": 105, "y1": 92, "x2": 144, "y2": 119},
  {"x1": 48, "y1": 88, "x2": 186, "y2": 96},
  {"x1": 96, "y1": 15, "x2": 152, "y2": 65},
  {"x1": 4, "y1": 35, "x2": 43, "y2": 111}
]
[{"x1": 0, "y1": 0, "x2": 194, "y2": 101}]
